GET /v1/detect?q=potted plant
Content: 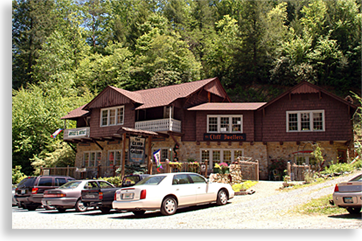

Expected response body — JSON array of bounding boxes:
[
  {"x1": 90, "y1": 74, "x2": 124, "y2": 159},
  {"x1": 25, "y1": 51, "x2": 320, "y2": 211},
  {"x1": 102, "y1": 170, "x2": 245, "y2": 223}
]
[{"x1": 187, "y1": 159, "x2": 200, "y2": 173}]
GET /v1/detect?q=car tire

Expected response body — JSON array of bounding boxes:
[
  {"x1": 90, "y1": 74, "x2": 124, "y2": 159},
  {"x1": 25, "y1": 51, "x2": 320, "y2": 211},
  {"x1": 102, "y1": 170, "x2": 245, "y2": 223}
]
[
  {"x1": 346, "y1": 207, "x2": 361, "y2": 214},
  {"x1": 100, "y1": 207, "x2": 111, "y2": 214},
  {"x1": 216, "y1": 189, "x2": 228, "y2": 205},
  {"x1": 160, "y1": 196, "x2": 177, "y2": 216},
  {"x1": 57, "y1": 208, "x2": 66, "y2": 213},
  {"x1": 75, "y1": 199, "x2": 87, "y2": 212}
]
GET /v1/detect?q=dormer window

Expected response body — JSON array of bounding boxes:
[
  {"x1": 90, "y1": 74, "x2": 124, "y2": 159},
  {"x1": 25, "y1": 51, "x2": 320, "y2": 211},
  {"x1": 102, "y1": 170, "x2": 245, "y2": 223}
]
[{"x1": 100, "y1": 106, "x2": 124, "y2": 127}]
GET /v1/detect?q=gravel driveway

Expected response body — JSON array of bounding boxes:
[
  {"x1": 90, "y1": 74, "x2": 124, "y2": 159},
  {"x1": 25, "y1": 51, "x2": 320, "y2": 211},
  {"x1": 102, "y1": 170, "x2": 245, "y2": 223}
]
[{"x1": 12, "y1": 171, "x2": 362, "y2": 229}]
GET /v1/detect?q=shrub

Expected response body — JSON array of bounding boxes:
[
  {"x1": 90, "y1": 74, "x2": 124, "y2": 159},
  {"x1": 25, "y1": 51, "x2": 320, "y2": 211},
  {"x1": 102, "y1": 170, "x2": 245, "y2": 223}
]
[
  {"x1": 98, "y1": 176, "x2": 122, "y2": 187},
  {"x1": 12, "y1": 166, "x2": 27, "y2": 184},
  {"x1": 232, "y1": 181, "x2": 258, "y2": 192}
]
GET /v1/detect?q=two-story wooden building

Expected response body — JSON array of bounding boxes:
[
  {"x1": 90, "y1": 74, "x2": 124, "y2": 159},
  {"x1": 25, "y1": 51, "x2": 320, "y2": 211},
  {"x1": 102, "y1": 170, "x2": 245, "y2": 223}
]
[{"x1": 61, "y1": 77, "x2": 357, "y2": 180}]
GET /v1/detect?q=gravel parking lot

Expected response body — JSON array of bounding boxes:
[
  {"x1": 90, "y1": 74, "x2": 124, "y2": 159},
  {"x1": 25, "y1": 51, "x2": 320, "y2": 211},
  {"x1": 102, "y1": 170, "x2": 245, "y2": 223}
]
[{"x1": 12, "y1": 171, "x2": 362, "y2": 229}]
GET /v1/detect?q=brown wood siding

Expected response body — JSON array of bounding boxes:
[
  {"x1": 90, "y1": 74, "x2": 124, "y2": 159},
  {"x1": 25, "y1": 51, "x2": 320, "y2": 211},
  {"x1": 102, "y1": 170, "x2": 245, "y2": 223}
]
[
  {"x1": 260, "y1": 93, "x2": 354, "y2": 142},
  {"x1": 87, "y1": 88, "x2": 132, "y2": 109},
  {"x1": 89, "y1": 103, "x2": 135, "y2": 138},
  {"x1": 194, "y1": 111, "x2": 255, "y2": 142},
  {"x1": 182, "y1": 110, "x2": 196, "y2": 141}
]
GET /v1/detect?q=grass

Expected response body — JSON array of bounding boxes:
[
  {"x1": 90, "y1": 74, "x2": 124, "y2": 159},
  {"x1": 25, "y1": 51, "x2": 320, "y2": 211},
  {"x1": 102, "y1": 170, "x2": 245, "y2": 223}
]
[
  {"x1": 295, "y1": 194, "x2": 347, "y2": 216},
  {"x1": 232, "y1": 180, "x2": 258, "y2": 192}
]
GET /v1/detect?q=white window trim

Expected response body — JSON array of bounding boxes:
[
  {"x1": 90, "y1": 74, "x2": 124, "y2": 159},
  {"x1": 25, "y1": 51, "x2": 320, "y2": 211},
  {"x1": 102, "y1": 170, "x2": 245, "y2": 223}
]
[
  {"x1": 100, "y1": 105, "x2": 125, "y2": 127},
  {"x1": 286, "y1": 110, "x2": 325, "y2": 132},
  {"x1": 207, "y1": 115, "x2": 243, "y2": 133},
  {"x1": 200, "y1": 149, "x2": 244, "y2": 170},
  {"x1": 83, "y1": 151, "x2": 102, "y2": 167}
]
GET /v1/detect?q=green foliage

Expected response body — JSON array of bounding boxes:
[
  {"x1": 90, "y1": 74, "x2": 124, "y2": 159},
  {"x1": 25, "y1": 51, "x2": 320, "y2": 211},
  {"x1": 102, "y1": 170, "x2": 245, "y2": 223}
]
[
  {"x1": 12, "y1": 0, "x2": 362, "y2": 173},
  {"x1": 12, "y1": 166, "x2": 27, "y2": 184},
  {"x1": 296, "y1": 194, "x2": 346, "y2": 215},
  {"x1": 321, "y1": 163, "x2": 356, "y2": 174},
  {"x1": 232, "y1": 181, "x2": 258, "y2": 192},
  {"x1": 98, "y1": 176, "x2": 122, "y2": 187}
]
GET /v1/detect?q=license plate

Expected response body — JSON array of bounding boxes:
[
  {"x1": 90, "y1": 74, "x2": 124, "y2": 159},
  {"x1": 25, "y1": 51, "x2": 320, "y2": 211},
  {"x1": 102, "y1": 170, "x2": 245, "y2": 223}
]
[
  {"x1": 21, "y1": 190, "x2": 26, "y2": 194},
  {"x1": 343, "y1": 197, "x2": 353, "y2": 203},
  {"x1": 85, "y1": 195, "x2": 95, "y2": 199},
  {"x1": 122, "y1": 193, "x2": 134, "y2": 200}
]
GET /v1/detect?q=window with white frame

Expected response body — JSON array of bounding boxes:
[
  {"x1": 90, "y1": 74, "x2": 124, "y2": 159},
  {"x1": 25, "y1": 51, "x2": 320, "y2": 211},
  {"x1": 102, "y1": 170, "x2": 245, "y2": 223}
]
[
  {"x1": 83, "y1": 151, "x2": 102, "y2": 167},
  {"x1": 200, "y1": 149, "x2": 244, "y2": 170},
  {"x1": 100, "y1": 106, "x2": 124, "y2": 127},
  {"x1": 207, "y1": 115, "x2": 243, "y2": 133},
  {"x1": 286, "y1": 110, "x2": 324, "y2": 132},
  {"x1": 107, "y1": 150, "x2": 129, "y2": 166}
]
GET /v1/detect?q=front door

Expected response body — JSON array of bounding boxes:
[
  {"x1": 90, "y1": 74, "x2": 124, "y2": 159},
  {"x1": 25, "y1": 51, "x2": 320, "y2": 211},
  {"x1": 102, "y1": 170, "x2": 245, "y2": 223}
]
[{"x1": 172, "y1": 174, "x2": 196, "y2": 206}]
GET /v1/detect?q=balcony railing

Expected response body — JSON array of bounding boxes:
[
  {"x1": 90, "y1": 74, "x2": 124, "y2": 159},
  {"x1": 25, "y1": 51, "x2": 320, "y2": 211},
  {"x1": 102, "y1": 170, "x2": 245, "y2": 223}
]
[
  {"x1": 64, "y1": 127, "x2": 90, "y2": 140},
  {"x1": 135, "y1": 118, "x2": 181, "y2": 133}
]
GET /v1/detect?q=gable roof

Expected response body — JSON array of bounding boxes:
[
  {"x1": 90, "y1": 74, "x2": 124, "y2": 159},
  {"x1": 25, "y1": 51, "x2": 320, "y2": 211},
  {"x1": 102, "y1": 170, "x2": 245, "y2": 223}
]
[
  {"x1": 187, "y1": 102, "x2": 266, "y2": 111},
  {"x1": 133, "y1": 77, "x2": 230, "y2": 110},
  {"x1": 61, "y1": 104, "x2": 89, "y2": 120},
  {"x1": 61, "y1": 77, "x2": 231, "y2": 119},
  {"x1": 258, "y1": 81, "x2": 358, "y2": 110}
]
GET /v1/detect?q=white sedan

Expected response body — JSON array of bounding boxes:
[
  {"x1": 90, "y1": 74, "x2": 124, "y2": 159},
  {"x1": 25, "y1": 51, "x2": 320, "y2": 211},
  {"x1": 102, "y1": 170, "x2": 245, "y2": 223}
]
[{"x1": 112, "y1": 172, "x2": 234, "y2": 216}]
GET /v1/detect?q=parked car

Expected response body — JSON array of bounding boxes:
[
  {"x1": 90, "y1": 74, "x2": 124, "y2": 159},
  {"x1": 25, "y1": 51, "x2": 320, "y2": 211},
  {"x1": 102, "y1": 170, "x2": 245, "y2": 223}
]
[
  {"x1": 12, "y1": 185, "x2": 18, "y2": 206},
  {"x1": 42, "y1": 179, "x2": 115, "y2": 213},
  {"x1": 81, "y1": 174, "x2": 149, "y2": 214},
  {"x1": 112, "y1": 172, "x2": 234, "y2": 216},
  {"x1": 14, "y1": 175, "x2": 75, "y2": 211},
  {"x1": 330, "y1": 174, "x2": 362, "y2": 214}
]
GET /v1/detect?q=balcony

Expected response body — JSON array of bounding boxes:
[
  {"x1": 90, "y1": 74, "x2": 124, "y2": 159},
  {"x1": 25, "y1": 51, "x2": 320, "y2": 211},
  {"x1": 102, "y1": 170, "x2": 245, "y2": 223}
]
[
  {"x1": 64, "y1": 127, "x2": 90, "y2": 140},
  {"x1": 135, "y1": 118, "x2": 181, "y2": 133}
]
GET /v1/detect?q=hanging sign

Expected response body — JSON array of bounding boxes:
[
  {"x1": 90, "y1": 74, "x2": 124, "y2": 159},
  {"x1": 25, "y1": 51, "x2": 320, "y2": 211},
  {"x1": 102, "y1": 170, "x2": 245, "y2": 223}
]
[{"x1": 129, "y1": 136, "x2": 146, "y2": 165}]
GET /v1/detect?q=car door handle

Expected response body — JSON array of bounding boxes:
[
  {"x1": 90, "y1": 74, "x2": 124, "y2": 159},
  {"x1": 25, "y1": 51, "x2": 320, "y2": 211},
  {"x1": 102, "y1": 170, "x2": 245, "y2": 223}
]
[
  {"x1": 198, "y1": 187, "x2": 201, "y2": 189},
  {"x1": 176, "y1": 189, "x2": 179, "y2": 191}
]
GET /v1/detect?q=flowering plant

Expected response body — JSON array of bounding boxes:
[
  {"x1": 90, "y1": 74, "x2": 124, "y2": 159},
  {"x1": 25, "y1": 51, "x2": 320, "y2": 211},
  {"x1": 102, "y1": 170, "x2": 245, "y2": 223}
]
[
  {"x1": 188, "y1": 161, "x2": 200, "y2": 173},
  {"x1": 215, "y1": 162, "x2": 229, "y2": 174},
  {"x1": 168, "y1": 161, "x2": 183, "y2": 170}
]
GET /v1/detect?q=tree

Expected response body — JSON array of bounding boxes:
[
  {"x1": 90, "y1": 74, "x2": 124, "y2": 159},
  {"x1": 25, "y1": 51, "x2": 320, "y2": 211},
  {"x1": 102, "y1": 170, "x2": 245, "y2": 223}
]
[{"x1": 12, "y1": 0, "x2": 58, "y2": 89}]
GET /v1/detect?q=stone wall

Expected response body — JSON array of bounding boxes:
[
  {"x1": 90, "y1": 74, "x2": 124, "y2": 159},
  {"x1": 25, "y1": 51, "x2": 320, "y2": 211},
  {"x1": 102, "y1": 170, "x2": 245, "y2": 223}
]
[{"x1": 209, "y1": 163, "x2": 243, "y2": 185}]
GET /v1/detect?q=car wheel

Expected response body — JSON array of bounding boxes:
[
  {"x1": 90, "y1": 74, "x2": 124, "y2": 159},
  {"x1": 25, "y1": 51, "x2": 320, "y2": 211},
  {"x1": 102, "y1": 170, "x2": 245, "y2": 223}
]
[
  {"x1": 100, "y1": 207, "x2": 111, "y2": 214},
  {"x1": 216, "y1": 189, "x2": 228, "y2": 205},
  {"x1": 57, "y1": 208, "x2": 66, "y2": 213},
  {"x1": 75, "y1": 199, "x2": 87, "y2": 212},
  {"x1": 161, "y1": 196, "x2": 177, "y2": 216},
  {"x1": 346, "y1": 207, "x2": 361, "y2": 214}
]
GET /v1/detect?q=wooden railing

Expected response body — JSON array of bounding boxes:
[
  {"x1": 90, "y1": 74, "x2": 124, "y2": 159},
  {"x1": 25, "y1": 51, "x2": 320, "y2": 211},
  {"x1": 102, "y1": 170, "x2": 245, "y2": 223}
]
[{"x1": 135, "y1": 118, "x2": 181, "y2": 133}]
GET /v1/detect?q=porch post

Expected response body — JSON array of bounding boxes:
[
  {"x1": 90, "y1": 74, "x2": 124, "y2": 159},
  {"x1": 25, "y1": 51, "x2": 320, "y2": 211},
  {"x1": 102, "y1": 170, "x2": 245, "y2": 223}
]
[
  {"x1": 121, "y1": 133, "x2": 126, "y2": 179},
  {"x1": 147, "y1": 136, "x2": 153, "y2": 175}
]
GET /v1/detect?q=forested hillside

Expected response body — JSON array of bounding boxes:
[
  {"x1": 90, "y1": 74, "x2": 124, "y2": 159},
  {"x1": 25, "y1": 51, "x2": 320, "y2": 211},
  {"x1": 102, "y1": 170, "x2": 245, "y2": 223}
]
[{"x1": 12, "y1": 0, "x2": 361, "y2": 174}]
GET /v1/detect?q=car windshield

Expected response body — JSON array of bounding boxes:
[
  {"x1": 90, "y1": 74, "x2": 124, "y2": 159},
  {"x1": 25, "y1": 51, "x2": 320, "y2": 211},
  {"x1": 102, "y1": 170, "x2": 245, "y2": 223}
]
[
  {"x1": 349, "y1": 175, "x2": 362, "y2": 182},
  {"x1": 135, "y1": 175, "x2": 166, "y2": 185},
  {"x1": 58, "y1": 181, "x2": 82, "y2": 189},
  {"x1": 17, "y1": 177, "x2": 36, "y2": 188}
]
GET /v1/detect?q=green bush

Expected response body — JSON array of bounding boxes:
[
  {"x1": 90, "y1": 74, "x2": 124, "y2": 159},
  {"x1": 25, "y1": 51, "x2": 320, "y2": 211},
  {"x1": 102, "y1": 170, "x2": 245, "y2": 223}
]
[
  {"x1": 321, "y1": 163, "x2": 355, "y2": 174},
  {"x1": 232, "y1": 181, "x2": 258, "y2": 192},
  {"x1": 98, "y1": 176, "x2": 122, "y2": 187},
  {"x1": 12, "y1": 166, "x2": 27, "y2": 184}
]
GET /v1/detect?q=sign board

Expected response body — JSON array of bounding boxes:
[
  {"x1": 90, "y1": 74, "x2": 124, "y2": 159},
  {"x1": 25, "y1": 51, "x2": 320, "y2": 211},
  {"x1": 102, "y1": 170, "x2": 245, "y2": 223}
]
[
  {"x1": 68, "y1": 129, "x2": 88, "y2": 138},
  {"x1": 129, "y1": 136, "x2": 146, "y2": 165},
  {"x1": 203, "y1": 133, "x2": 246, "y2": 141}
]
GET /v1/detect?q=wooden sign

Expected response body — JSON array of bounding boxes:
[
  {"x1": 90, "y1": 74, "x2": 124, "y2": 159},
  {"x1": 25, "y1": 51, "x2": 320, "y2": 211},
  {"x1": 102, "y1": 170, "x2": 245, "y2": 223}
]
[{"x1": 203, "y1": 133, "x2": 246, "y2": 141}]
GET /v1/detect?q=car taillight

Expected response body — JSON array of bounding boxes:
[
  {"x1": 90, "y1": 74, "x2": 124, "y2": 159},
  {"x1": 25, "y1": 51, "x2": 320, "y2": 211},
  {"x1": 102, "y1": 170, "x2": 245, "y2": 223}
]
[
  {"x1": 44, "y1": 193, "x2": 66, "y2": 198},
  {"x1": 99, "y1": 192, "x2": 103, "y2": 200},
  {"x1": 140, "y1": 190, "x2": 146, "y2": 199},
  {"x1": 32, "y1": 188, "x2": 39, "y2": 194},
  {"x1": 334, "y1": 184, "x2": 339, "y2": 192}
]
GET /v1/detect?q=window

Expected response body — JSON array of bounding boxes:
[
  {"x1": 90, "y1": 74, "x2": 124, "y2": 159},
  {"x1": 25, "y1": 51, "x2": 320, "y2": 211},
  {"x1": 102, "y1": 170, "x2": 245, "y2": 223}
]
[
  {"x1": 55, "y1": 178, "x2": 67, "y2": 186},
  {"x1": 200, "y1": 149, "x2": 244, "y2": 170},
  {"x1": 189, "y1": 174, "x2": 206, "y2": 183},
  {"x1": 38, "y1": 178, "x2": 53, "y2": 186},
  {"x1": 85, "y1": 181, "x2": 99, "y2": 189},
  {"x1": 108, "y1": 150, "x2": 121, "y2": 166},
  {"x1": 286, "y1": 110, "x2": 324, "y2": 132},
  {"x1": 100, "y1": 106, "x2": 124, "y2": 127},
  {"x1": 207, "y1": 115, "x2": 243, "y2": 133},
  {"x1": 99, "y1": 181, "x2": 114, "y2": 188},
  {"x1": 83, "y1": 151, "x2": 102, "y2": 167},
  {"x1": 173, "y1": 174, "x2": 191, "y2": 185},
  {"x1": 152, "y1": 148, "x2": 170, "y2": 162}
]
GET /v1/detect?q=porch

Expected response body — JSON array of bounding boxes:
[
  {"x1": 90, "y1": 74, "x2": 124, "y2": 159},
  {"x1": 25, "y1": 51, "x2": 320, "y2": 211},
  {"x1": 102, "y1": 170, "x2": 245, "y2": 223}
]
[{"x1": 135, "y1": 118, "x2": 181, "y2": 133}]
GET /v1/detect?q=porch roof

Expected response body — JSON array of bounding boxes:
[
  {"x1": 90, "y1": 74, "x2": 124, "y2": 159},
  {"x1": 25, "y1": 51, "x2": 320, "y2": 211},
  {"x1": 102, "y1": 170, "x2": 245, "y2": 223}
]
[{"x1": 187, "y1": 102, "x2": 267, "y2": 111}]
